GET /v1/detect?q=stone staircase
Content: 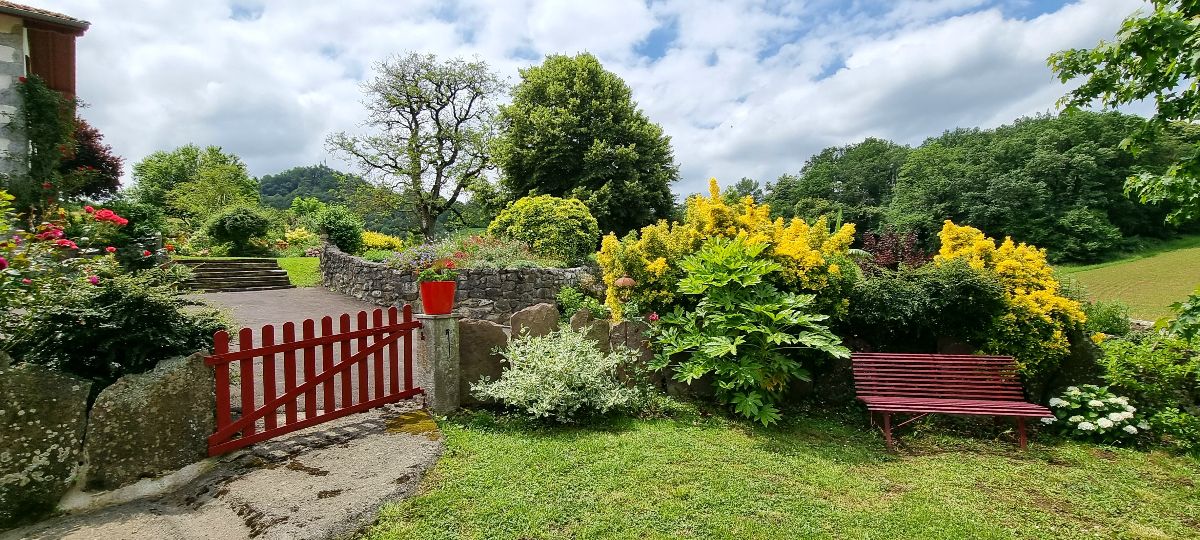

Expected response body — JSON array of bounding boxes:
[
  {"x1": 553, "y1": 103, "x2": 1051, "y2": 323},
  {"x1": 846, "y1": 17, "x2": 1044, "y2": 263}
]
[{"x1": 177, "y1": 258, "x2": 294, "y2": 292}]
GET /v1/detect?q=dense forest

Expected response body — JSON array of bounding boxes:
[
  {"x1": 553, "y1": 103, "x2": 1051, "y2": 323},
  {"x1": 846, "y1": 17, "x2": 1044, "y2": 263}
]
[{"x1": 755, "y1": 110, "x2": 1198, "y2": 262}]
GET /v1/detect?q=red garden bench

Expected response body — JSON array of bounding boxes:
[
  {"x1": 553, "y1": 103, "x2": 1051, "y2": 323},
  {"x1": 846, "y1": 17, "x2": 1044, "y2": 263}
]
[{"x1": 850, "y1": 353, "x2": 1053, "y2": 450}]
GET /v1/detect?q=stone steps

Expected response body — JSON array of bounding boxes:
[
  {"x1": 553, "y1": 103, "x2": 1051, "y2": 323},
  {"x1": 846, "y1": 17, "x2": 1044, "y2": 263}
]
[{"x1": 176, "y1": 258, "x2": 294, "y2": 292}]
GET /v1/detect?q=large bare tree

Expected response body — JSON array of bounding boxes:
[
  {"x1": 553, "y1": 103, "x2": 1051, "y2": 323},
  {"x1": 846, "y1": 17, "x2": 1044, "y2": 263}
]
[{"x1": 327, "y1": 53, "x2": 504, "y2": 239}]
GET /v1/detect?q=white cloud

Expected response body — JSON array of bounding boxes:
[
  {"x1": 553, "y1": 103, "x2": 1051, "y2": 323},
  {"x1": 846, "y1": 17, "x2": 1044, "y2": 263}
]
[{"x1": 36, "y1": 0, "x2": 1145, "y2": 197}]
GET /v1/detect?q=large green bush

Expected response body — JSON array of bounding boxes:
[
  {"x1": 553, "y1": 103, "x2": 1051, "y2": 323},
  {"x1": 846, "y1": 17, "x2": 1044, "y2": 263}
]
[
  {"x1": 1100, "y1": 333, "x2": 1200, "y2": 453},
  {"x1": 204, "y1": 206, "x2": 271, "y2": 256},
  {"x1": 654, "y1": 236, "x2": 849, "y2": 425},
  {"x1": 316, "y1": 205, "x2": 364, "y2": 254},
  {"x1": 842, "y1": 259, "x2": 1007, "y2": 351},
  {"x1": 3, "y1": 261, "x2": 227, "y2": 387},
  {"x1": 472, "y1": 327, "x2": 643, "y2": 422},
  {"x1": 487, "y1": 195, "x2": 599, "y2": 264}
]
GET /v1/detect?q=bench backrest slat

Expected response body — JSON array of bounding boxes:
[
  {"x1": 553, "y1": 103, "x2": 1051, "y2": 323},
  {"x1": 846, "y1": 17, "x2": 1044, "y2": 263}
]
[{"x1": 851, "y1": 353, "x2": 1025, "y2": 401}]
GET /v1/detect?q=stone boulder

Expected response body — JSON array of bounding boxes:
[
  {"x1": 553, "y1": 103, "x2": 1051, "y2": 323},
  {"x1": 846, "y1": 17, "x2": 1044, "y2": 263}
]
[
  {"x1": 83, "y1": 352, "x2": 214, "y2": 491},
  {"x1": 570, "y1": 309, "x2": 611, "y2": 353},
  {"x1": 0, "y1": 363, "x2": 91, "y2": 529},
  {"x1": 458, "y1": 319, "x2": 509, "y2": 405},
  {"x1": 509, "y1": 303, "x2": 559, "y2": 339},
  {"x1": 609, "y1": 320, "x2": 661, "y2": 386}
]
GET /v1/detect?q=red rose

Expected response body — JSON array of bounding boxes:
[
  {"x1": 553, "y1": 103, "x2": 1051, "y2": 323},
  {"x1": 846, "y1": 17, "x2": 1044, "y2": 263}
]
[
  {"x1": 18, "y1": 76, "x2": 26, "y2": 83},
  {"x1": 648, "y1": 312, "x2": 660, "y2": 322},
  {"x1": 41, "y1": 182, "x2": 53, "y2": 190},
  {"x1": 0, "y1": 256, "x2": 7, "y2": 270},
  {"x1": 105, "y1": 246, "x2": 116, "y2": 253},
  {"x1": 84, "y1": 205, "x2": 95, "y2": 213},
  {"x1": 142, "y1": 250, "x2": 152, "y2": 257}
]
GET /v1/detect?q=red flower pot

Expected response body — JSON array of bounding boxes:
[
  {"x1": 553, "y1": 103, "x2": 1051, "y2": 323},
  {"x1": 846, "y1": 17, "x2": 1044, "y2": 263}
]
[{"x1": 419, "y1": 280, "x2": 457, "y2": 315}]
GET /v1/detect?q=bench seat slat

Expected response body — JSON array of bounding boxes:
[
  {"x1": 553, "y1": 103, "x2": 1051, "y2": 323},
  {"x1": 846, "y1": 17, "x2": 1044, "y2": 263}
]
[{"x1": 860, "y1": 397, "x2": 1052, "y2": 417}]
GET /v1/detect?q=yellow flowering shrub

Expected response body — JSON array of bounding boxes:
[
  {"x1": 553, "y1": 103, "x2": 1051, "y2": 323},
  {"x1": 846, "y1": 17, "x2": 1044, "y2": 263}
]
[
  {"x1": 361, "y1": 230, "x2": 407, "y2": 251},
  {"x1": 598, "y1": 179, "x2": 856, "y2": 319},
  {"x1": 284, "y1": 227, "x2": 317, "y2": 245},
  {"x1": 935, "y1": 220, "x2": 1085, "y2": 383}
]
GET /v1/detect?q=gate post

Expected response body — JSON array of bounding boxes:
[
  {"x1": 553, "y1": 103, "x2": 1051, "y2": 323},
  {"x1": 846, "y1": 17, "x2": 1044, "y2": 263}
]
[{"x1": 417, "y1": 313, "x2": 461, "y2": 414}]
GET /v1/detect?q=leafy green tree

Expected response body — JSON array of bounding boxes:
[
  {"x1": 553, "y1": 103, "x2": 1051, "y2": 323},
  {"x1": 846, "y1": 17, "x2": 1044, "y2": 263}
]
[
  {"x1": 327, "y1": 53, "x2": 504, "y2": 240},
  {"x1": 724, "y1": 177, "x2": 764, "y2": 204},
  {"x1": 492, "y1": 53, "x2": 679, "y2": 236},
  {"x1": 767, "y1": 137, "x2": 909, "y2": 231},
  {"x1": 130, "y1": 145, "x2": 258, "y2": 222},
  {"x1": 259, "y1": 164, "x2": 354, "y2": 208},
  {"x1": 1049, "y1": 0, "x2": 1200, "y2": 225}
]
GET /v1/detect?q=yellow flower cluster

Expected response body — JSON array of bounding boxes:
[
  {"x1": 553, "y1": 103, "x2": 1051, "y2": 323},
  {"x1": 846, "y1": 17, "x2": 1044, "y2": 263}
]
[
  {"x1": 598, "y1": 178, "x2": 856, "y2": 318},
  {"x1": 935, "y1": 220, "x2": 1085, "y2": 374},
  {"x1": 361, "y1": 230, "x2": 407, "y2": 251}
]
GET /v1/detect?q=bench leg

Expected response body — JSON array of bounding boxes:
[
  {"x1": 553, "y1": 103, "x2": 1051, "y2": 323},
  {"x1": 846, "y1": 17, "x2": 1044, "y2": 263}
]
[
  {"x1": 1016, "y1": 417, "x2": 1027, "y2": 450},
  {"x1": 883, "y1": 413, "x2": 893, "y2": 452}
]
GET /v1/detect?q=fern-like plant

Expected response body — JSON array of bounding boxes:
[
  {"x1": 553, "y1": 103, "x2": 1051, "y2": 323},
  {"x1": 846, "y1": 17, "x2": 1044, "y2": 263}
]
[{"x1": 653, "y1": 236, "x2": 849, "y2": 425}]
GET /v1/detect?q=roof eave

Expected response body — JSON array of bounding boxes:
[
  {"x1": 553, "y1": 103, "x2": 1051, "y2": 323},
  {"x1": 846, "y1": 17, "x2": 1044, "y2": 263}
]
[{"x1": 0, "y1": 6, "x2": 88, "y2": 32}]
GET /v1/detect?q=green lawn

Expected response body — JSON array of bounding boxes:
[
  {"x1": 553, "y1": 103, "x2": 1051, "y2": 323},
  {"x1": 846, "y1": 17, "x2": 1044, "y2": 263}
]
[
  {"x1": 364, "y1": 410, "x2": 1200, "y2": 540},
  {"x1": 1057, "y1": 236, "x2": 1200, "y2": 320},
  {"x1": 276, "y1": 257, "x2": 320, "y2": 287}
]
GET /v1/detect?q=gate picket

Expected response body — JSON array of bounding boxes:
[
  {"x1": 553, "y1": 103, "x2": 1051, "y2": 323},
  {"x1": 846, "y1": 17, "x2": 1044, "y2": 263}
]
[{"x1": 205, "y1": 306, "x2": 424, "y2": 456}]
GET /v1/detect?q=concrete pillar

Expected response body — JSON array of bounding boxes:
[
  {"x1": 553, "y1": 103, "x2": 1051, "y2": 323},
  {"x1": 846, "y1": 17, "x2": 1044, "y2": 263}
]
[{"x1": 417, "y1": 314, "x2": 461, "y2": 414}]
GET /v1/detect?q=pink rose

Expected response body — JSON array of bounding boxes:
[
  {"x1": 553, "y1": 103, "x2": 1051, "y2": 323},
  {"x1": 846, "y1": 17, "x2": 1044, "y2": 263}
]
[
  {"x1": 87, "y1": 275, "x2": 100, "y2": 285},
  {"x1": 648, "y1": 312, "x2": 659, "y2": 322},
  {"x1": 21, "y1": 278, "x2": 31, "y2": 285},
  {"x1": 84, "y1": 205, "x2": 95, "y2": 213},
  {"x1": 105, "y1": 246, "x2": 116, "y2": 253},
  {"x1": 0, "y1": 257, "x2": 7, "y2": 270}
]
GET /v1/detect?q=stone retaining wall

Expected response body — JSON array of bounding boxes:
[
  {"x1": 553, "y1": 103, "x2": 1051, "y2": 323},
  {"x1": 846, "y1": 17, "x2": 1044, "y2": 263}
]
[{"x1": 320, "y1": 244, "x2": 592, "y2": 322}]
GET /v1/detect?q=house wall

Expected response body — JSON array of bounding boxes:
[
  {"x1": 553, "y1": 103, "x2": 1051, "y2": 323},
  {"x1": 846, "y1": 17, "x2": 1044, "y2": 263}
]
[{"x1": 0, "y1": 14, "x2": 25, "y2": 177}]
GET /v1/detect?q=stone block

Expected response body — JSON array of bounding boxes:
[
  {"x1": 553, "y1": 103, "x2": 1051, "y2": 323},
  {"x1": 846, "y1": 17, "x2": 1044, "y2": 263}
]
[
  {"x1": 458, "y1": 319, "x2": 509, "y2": 405},
  {"x1": 0, "y1": 364, "x2": 91, "y2": 528},
  {"x1": 83, "y1": 352, "x2": 214, "y2": 491},
  {"x1": 510, "y1": 303, "x2": 559, "y2": 339}
]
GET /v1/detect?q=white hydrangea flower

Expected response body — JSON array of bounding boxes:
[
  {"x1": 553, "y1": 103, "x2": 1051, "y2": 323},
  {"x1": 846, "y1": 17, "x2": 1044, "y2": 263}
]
[
  {"x1": 1107, "y1": 412, "x2": 1125, "y2": 422},
  {"x1": 1067, "y1": 386, "x2": 1080, "y2": 393},
  {"x1": 1122, "y1": 411, "x2": 1135, "y2": 421},
  {"x1": 1049, "y1": 398, "x2": 1068, "y2": 408},
  {"x1": 1123, "y1": 425, "x2": 1138, "y2": 434},
  {"x1": 1078, "y1": 421, "x2": 1096, "y2": 431},
  {"x1": 1068, "y1": 415, "x2": 1085, "y2": 423},
  {"x1": 1124, "y1": 405, "x2": 1136, "y2": 412},
  {"x1": 1097, "y1": 418, "x2": 1114, "y2": 429},
  {"x1": 1137, "y1": 422, "x2": 1150, "y2": 430},
  {"x1": 1041, "y1": 417, "x2": 1056, "y2": 424},
  {"x1": 1088, "y1": 400, "x2": 1105, "y2": 408}
]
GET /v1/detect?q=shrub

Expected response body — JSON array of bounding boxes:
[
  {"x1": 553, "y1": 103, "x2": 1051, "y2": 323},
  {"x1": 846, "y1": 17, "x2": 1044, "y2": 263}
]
[
  {"x1": 859, "y1": 230, "x2": 930, "y2": 271},
  {"x1": 361, "y1": 230, "x2": 408, "y2": 251},
  {"x1": 1100, "y1": 334, "x2": 1199, "y2": 415},
  {"x1": 654, "y1": 236, "x2": 849, "y2": 425},
  {"x1": 556, "y1": 286, "x2": 608, "y2": 321},
  {"x1": 843, "y1": 259, "x2": 1006, "y2": 351},
  {"x1": 3, "y1": 260, "x2": 227, "y2": 386},
  {"x1": 360, "y1": 249, "x2": 395, "y2": 263},
  {"x1": 204, "y1": 206, "x2": 271, "y2": 256},
  {"x1": 598, "y1": 179, "x2": 856, "y2": 319},
  {"x1": 935, "y1": 221, "x2": 1086, "y2": 390},
  {"x1": 1083, "y1": 300, "x2": 1132, "y2": 337},
  {"x1": 315, "y1": 205, "x2": 364, "y2": 254},
  {"x1": 471, "y1": 327, "x2": 643, "y2": 422},
  {"x1": 1164, "y1": 286, "x2": 1200, "y2": 341},
  {"x1": 1151, "y1": 408, "x2": 1200, "y2": 454},
  {"x1": 1045, "y1": 384, "x2": 1146, "y2": 445},
  {"x1": 487, "y1": 195, "x2": 599, "y2": 264}
]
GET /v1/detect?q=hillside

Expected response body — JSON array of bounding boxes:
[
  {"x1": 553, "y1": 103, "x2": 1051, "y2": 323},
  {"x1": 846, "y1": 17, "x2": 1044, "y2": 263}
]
[{"x1": 1058, "y1": 236, "x2": 1200, "y2": 321}]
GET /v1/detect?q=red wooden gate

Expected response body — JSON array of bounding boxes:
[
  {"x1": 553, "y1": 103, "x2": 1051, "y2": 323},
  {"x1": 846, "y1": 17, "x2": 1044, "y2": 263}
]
[{"x1": 205, "y1": 305, "x2": 424, "y2": 456}]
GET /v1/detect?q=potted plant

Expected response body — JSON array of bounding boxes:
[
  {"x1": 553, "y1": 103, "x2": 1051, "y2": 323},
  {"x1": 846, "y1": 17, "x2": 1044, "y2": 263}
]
[{"x1": 417, "y1": 258, "x2": 458, "y2": 315}]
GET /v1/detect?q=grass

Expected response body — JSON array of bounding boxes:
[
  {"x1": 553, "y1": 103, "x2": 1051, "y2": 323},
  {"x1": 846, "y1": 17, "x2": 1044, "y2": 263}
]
[
  {"x1": 364, "y1": 409, "x2": 1200, "y2": 540},
  {"x1": 276, "y1": 257, "x2": 320, "y2": 287},
  {"x1": 1057, "y1": 235, "x2": 1200, "y2": 320}
]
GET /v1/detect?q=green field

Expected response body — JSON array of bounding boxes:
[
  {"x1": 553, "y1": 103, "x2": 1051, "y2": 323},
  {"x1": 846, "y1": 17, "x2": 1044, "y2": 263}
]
[
  {"x1": 364, "y1": 410, "x2": 1200, "y2": 540},
  {"x1": 1058, "y1": 236, "x2": 1200, "y2": 321},
  {"x1": 276, "y1": 257, "x2": 320, "y2": 287}
]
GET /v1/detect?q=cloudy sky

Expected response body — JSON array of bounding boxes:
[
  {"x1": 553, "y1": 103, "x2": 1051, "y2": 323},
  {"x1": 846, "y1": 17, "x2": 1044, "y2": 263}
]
[{"x1": 40, "y1": 0, "x2": 1145, "y2": 197}]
